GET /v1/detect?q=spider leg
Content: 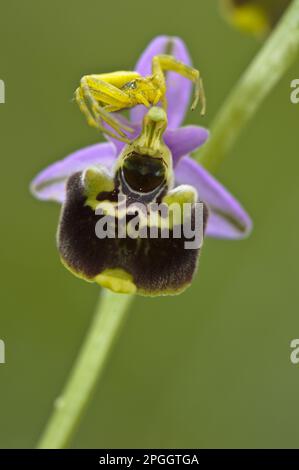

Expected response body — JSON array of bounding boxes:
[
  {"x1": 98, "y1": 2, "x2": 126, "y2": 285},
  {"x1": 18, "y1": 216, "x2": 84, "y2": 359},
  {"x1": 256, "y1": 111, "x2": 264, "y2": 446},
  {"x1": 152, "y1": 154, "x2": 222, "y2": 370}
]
[
  {"x1": 160, "y1": 93, "x2": 167, "y2": 111},
  {"x1": 79, "y1": 76, "x2": 132, "y2": 135},
  {"x1": 152, "y1": 54, "x2": 206, "y2": 115},
  {"x1": 78, "y1": 74, "x2": 139, "y2": 137},
  {"x1": 75, "y1": 88, "x2": 130, "y2": 143}
]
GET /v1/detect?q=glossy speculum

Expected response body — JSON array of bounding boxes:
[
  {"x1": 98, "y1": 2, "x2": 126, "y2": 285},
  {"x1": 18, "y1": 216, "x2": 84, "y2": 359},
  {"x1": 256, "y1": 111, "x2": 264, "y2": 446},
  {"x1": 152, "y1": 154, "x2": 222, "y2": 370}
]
[{"x1": 122, "y1": 152, "x2": 166, "y2": 193}]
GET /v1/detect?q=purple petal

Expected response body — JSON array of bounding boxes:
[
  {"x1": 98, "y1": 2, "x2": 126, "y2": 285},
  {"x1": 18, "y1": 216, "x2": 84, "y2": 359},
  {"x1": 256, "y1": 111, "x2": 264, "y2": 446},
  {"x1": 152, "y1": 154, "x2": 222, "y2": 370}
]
[
  {"x1": 164, "y1": 126, "x2": 209, "y2": 166},
  {"x1": 165, "y1": 37, "x2": 193, "y2": 128},
  {"x1": 131, "y1": 36, "x2": 193, "y2": 128},
  {"x1": 134, "y1": 36, "x2": 170, "y2": 78},
  {"x1": 30, "y1": 142, "x2": 116, "y2": 203},
  {"x1": 175, "y1": 156, "x2": 252, "y2": 239}
]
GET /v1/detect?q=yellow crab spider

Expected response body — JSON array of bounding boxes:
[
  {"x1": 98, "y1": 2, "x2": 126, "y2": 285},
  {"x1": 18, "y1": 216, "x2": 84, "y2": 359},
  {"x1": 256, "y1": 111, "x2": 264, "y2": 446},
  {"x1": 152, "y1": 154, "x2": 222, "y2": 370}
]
[{"x1": 75, "y1": 54, "x2": 206, "y2": 142}]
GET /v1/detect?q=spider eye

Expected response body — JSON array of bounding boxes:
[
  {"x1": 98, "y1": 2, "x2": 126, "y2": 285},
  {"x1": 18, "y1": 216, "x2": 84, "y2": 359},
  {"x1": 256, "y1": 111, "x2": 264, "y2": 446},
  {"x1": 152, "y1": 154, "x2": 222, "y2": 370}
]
[
  {"x1": 123, "y1": 80, "x2": 137, "y2": 90},
  {"x1": 122, "y1": 152, "x2": 166, "y2": 193}
]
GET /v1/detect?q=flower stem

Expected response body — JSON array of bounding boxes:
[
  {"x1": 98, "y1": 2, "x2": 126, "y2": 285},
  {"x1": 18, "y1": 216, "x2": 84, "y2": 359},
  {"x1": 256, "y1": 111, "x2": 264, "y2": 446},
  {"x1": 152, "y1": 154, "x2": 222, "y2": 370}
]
[
  {"x1": 193, "y1": 0, "x2": 299, "y2": 173},
  {"x1": 37, "y1": 290, "x2": 134, "y2": 449}
]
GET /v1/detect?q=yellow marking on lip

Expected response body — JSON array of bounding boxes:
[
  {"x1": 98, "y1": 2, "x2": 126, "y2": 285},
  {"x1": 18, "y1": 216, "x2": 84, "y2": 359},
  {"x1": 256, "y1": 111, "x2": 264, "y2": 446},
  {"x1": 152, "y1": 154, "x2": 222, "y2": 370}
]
[{"x1": 95, "y1": 268, "x2": 137, "y2": 294}]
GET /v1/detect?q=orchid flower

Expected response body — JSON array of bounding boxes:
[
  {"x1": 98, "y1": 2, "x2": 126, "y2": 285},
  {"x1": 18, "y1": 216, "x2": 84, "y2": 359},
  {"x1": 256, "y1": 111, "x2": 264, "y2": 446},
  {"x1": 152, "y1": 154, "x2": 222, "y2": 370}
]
[{"x1": 30, "y1": 36, "x2": 252, "y2": 295}]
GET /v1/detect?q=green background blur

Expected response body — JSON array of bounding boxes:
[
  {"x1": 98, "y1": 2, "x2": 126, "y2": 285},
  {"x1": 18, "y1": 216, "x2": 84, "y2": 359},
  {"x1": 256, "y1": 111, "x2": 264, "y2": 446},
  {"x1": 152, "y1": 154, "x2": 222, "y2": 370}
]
[{"x1": 0, "y1": 0, "x2": 299, "y2": 449}]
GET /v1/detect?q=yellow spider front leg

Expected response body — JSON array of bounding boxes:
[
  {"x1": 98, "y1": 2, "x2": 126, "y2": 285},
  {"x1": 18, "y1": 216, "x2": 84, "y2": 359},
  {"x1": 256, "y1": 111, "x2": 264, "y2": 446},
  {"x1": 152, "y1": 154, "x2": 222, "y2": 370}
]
[
  {"x1": 76, "y1": 72, "x2": 140, "y2": 140},
  {"x1": 78, "y1": 76, "x2": 131, "y2": 136},
  {"x1": 75, "y1": 87, "x2": 129, "y2": 142},
  {"x1": 152, "y1": 54, "x2": 206, "y2": 115}
]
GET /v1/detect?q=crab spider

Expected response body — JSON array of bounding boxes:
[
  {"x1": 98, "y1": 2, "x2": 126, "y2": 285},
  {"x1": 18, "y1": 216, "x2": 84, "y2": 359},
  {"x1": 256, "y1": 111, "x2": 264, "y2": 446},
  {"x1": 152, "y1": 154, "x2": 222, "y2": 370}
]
[{"x1": 75, "y1": 54, "x2": 206, "y2": 142}]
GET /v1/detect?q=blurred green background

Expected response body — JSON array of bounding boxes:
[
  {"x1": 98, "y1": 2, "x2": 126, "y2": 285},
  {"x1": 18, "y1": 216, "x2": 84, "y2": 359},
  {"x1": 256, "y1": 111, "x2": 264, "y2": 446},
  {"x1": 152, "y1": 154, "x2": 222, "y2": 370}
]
[{"x1": 0, "y1": 0, "x2": 299, "y2": 449}]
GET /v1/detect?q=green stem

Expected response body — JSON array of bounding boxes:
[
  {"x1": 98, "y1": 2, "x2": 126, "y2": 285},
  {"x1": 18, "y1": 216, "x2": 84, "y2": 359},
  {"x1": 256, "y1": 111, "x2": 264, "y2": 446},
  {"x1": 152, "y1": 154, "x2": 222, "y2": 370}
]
[
  {"x1": 37, "y1": 290, "x2": 134, "y2": 449},
  {"x1": 193, "y1": 0, "x2": 299, "y2": 173}
]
